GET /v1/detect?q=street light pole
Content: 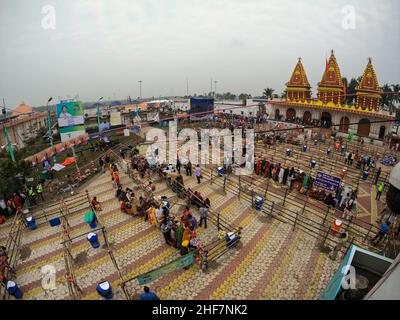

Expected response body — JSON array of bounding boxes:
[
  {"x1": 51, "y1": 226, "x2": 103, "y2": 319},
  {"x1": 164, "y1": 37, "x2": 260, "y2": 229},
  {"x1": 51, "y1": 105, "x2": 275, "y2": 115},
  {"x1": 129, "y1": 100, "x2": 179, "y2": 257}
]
[
  {"x1": 138, "y1": 80, "x2": 142, "y2": 100},
  {"x1": 214, "y1": 80, "x2": 218, "y2": 98},
  {"x1": 96, "y1": 97, "x2": 104, "y2": 133},
  {"x1": 46, "y1": 97, "x2": 56, "y2": 163},
  {"x1": 2, "y1": 98, "x2": 15, "y2": 162}
]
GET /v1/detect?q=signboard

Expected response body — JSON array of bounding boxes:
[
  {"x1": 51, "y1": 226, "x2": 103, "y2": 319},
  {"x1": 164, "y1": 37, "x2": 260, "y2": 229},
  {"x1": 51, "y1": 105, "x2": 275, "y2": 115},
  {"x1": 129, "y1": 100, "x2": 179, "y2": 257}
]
[
  {"x1": 57, "y1": 101, "x2": 86, "y2": 142},
  {"x1": 136, "y1": 253, "x2": 195, "y2": 285},
  {"x1": 57, "y1": 101, "x2": 84, "y2": 127},
  {"x1": 314, "y1": 171, "x2": 341, "y2": 192},
  {"x1": 147, "y1": 112, "x2": 159, "y2": 122},
  {"x1": 110, "y1": 111, "x2": 122, "y2": 126}
]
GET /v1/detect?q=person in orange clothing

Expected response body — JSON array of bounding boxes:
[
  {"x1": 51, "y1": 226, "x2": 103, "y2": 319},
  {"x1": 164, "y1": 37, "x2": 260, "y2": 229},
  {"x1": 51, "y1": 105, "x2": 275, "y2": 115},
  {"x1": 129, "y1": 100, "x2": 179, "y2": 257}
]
[
  {"x1": 112, "y1": 171, "x2": 120, "y2": 186},
  {"x1": 147, "y1": 205, "x2": 157, "y2": 225}
]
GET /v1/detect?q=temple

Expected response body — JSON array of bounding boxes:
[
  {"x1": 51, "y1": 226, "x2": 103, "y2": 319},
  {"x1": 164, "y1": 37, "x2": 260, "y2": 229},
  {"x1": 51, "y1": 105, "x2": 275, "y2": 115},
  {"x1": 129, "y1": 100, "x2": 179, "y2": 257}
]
[{"x1": 269, "y1": 51, "x2": 395, "y2": 142}]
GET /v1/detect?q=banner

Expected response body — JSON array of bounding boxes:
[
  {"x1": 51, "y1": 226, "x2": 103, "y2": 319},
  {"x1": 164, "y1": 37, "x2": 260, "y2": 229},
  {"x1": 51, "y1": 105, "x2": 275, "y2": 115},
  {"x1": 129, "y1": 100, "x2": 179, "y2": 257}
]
[
  {"x1": 147, "y1": 112, "x2": 159, "y2": 122},
  {"x1": 57, "y1": 101, "x2": 86, "y2": 142},
  {"x1": 314, "y1": 171, "x2": 341, "y2": 192},
  {"x1": 110, "y1": 111, "x2": 122, "y2": 126},
  {"x1": 136, "y1": 254, "x2": 195, "y2": 285},
  {"x1": 57, "y1": 101, "x2": 84, "y2": 127},
  {"x1": 60, "y1": 125, "x2": 86, "y2": 142}
]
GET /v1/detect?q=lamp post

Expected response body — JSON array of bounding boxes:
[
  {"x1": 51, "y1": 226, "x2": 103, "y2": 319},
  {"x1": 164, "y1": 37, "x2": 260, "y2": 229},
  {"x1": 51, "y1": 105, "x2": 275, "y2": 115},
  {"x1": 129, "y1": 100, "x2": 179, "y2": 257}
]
[
  {"x1": 96, "y1": 97, "x2": 104, "y2": 133},
  {"x1": 46, "y1": 97, "x2": 57, "y2": 163},
  {"x1": 2, "y1": 98, "x2": 15, "y2": 162}
]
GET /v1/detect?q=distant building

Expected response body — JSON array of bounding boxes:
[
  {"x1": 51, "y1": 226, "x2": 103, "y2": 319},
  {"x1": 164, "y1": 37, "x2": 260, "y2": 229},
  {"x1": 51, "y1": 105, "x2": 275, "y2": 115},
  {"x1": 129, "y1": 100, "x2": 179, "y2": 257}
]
[{"x1": 0, "y1": 102, "x2": 48, "y2": 149}]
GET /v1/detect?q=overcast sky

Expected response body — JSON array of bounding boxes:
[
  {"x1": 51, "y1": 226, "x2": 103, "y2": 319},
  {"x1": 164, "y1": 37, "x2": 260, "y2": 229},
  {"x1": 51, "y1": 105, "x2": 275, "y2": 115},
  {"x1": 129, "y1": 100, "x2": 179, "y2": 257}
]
[{"x1": 0, "y1": 0, "x2": 399, "y2": 108}]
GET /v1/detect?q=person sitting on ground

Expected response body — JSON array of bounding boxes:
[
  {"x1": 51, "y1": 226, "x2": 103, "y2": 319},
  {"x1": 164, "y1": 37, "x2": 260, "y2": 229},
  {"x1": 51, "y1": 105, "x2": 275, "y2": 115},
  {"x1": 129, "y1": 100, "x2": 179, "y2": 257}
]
[
  {"x1": 140, "y1": 286, "x2": 160, "y2": 300},
  {"x1": 324, "y1": 193, "x2": 336, "y2": 208},
  {"x1": 91, "y1": 197, "x2": 102, "y2": 211}
]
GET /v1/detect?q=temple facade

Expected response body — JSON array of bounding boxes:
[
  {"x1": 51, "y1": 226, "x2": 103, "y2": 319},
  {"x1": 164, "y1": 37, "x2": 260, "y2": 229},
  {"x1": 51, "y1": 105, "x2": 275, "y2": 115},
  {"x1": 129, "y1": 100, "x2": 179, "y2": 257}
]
[{"x1": 269, "y1": 50, "x2": 394, "y2": 142}]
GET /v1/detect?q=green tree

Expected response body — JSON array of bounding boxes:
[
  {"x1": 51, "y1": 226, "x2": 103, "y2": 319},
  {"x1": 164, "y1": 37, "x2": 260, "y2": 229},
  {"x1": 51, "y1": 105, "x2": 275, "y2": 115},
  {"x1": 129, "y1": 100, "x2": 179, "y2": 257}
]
[
  {"x1": 262, "y1": 88, "x2": 274, "y2": 100},
  {"x1": 381, "y1": 83, "x2": 393, "y2": 113},
  {"x1": 0, "y1": 158, "x2": 34, "y2": 198}
]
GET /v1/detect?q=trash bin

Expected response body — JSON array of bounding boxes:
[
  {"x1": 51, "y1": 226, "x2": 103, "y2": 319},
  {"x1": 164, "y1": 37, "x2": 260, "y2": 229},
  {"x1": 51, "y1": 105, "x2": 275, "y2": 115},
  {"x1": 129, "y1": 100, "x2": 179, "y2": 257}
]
[
  {"x1": 217, "y1": 167, "x2": 224, "y2": 177},
  {"x1": 225, "y1": 232, "x2": 239, "y2": 247},
  {"x1": 332, "y1": 218, "x2": 343, "y2": 235},
  {"x1": 286, "y1": 149, "x2": 292, "y2": 157},
  {"x1": 6, "y1": 281, "x2": 23, "y2": 299},
  {"x1": 87, "y1": 232, "x2": 100, "y2": 248},
  {"x1": 89, "y1": 220, "x2": 97, "y2": 229},
  {"x1": 310, "y1": 160, "x2": 317, "y2": 169},
  {"x1": 96, "y1": 280, "x2": 113, "y2": 300},
  {"x1": 254, "y1": 196, "x2": 264, "y2": 211},
  {"x1": 362, "y1": 171, "x2": 369, "y2": 180},
  {"x1": 26, "y1": 216, "x2": 37, "y2": 230},
  {"x1": 302, "y1": 145, "x2": 307, "y2": 152}
]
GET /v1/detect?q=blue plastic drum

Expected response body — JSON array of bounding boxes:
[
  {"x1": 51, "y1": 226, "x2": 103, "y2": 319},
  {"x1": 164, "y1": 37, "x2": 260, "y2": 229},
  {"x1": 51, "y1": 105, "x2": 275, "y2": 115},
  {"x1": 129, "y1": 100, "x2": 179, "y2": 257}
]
[
  {"x1": 302, "y1": 145, "x2": 307, "y2": 152},
  {"x1": 217, "y1": 167, "x2": 224, "y2": 177},
  {"x1": 254, "y1": 196, "x2": 264, "y2": 211},
  {"x1": 87, "y1": 232, "x2": 100, "y2": 248},
  {"x1": 26, "y1": 216, "x2": 37, "y2": 230},
  {"x1": 362, "y1": 171, "x2": 369, "y2": 180},
  {"x1": 310, "y1": 160, "x2": 317, "y2": 169},
  {"x1": 6, "y1": 281, "x2": 23, "y2": 299},
  {"x1": 96, "y1": 280, "x2": 113, "y2": 300}
]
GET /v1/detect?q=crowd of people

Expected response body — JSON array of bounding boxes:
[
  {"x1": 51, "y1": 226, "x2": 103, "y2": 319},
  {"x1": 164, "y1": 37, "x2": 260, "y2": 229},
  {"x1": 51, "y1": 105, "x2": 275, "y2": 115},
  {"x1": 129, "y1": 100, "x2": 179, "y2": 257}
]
[{"x1": 98, "y1": 147, "x2": 212, "y2": 267}]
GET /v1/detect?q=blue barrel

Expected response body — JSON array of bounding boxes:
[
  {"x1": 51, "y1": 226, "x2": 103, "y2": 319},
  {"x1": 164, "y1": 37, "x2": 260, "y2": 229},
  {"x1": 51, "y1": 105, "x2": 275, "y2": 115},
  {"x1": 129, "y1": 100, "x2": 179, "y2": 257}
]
[
  {"x1": 7, "y1": 281, "x2": 23, "y2": 299},
  {"x1": 310, "y1": 160, "x2": 317, "y2": 169},
  {"x1": 26, "y1": 216, "x2": 37, "y2": 230},
  {"x1": 326, "y1": 148, "x2": 331, "y2": 156},
  {"x1": 254, "y1": 196, "x2": 264, "y2": 211},
  {"x1": 341, "y1": 145, "x2": 345, "y2": 154},
  {"x1": 362, "y1": 171, "x2": 369, "y2": 180},
  {"x1": 96, "y1": 280, "x2": 113, "y2": 300},
  {"x1": 217, "y1": 166, "x2": 224, "y2": 177},
  {"x1": 87, "y1": 232, "x2": 100, "y2": 248},
  {"x1": 89, "y1": 220, "x2": 97, "y2": 229},
  {"x1": 314, "y1": 139, "x2": 318, "y2": 146},
  {"x1": 225, "y1": 232, "x2": 238, "y2": 247},
  {"x1": 302, "y1": 145, "x2": 307, "y2": 152},
  {"x1": 286, "y1": 149, "x2": 292, "y2": 157}
]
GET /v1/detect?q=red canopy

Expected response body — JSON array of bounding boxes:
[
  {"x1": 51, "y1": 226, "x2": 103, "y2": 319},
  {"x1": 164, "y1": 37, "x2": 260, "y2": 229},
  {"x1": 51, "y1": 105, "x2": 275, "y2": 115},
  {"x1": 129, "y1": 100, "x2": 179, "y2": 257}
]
[{"x1": 62, "y1": 157, "x2": 76, "y2": 166}]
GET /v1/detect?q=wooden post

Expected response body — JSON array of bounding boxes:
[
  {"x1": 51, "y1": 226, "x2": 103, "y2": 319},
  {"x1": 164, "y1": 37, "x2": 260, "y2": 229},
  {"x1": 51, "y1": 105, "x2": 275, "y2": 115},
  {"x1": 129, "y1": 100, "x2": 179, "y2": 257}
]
[
  {"x1": 217, "y1": 213, "x2": 220, "y2": 231},
  {"x1": 293, "y1": 209, "x2": 299, "y2": 231},
  {"x1": 282, "y1": 188, "x2": 288, "y2": 206},
  {"x1": 320, "y1": 226, "x2": 331, "y2": 249},
  {"x1": 269, "y1": 201, "x2": 275, "y2": 217},
  {"x1": 210, "y1": 166, "x2": 213, "y2": 185},
  {"x1": 363, "y1": 224, "x2": 373, "y2": 243},
  {"x1": 264, "y1": 178, "x2": 269, "y2": 198},
  {"x1": 238, "y1": 175, "x2": 241, "y2": 199},
  {"x1": 322, "y1": 207, "x2": 330, "y2": 228}
]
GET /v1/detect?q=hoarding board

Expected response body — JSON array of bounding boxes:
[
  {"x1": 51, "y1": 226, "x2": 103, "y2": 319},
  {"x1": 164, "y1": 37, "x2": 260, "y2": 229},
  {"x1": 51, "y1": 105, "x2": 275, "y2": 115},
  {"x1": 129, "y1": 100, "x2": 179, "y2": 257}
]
[
  {"x1": 56, "y1": 101, "x2": 86, "y2": 142},
  {"x1": 314, "y1": 171, "x2": 341, "y2": 192}
]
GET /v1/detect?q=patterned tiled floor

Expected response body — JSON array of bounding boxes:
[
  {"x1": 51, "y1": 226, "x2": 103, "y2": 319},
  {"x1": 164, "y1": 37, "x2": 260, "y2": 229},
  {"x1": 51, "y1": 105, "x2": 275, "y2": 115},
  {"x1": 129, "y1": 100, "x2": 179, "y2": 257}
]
[{"x1": 1, "y1": 159, "x2": 345, "y2": 300}]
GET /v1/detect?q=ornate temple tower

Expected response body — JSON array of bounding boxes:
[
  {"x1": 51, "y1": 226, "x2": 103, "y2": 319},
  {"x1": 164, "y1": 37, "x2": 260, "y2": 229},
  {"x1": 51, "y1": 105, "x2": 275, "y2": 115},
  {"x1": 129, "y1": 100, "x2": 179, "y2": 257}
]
[
  {"x1": 286, "y1": 57, "x2": 312, "y2": 102},
  {"x1": 354, "y1": 58, "x2": 382, "y2": 111},
  {"x1": 317, "y1": 50, "x2": 344, "y2": 105}
]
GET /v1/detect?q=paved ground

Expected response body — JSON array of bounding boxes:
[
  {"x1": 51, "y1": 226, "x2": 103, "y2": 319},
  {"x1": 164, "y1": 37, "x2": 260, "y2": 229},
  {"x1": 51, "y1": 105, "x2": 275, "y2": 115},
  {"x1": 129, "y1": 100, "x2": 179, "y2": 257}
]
[
  {"x1": 1, "y1": 125, "x2": 397, "y2": 300},
  {"x1": 2, "y1": 158, "x2": 343, "y2": 300}
]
